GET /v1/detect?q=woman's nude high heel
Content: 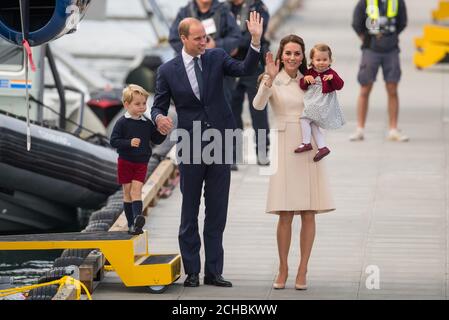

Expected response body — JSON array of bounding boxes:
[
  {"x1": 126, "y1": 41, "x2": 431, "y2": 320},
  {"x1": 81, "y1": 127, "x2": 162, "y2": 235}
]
[
  {"x1": 272, "y1": 282, "x2": 286, "y2": 289},
  {"x1": 273, "y1": 274, "x2": 287, "y2": 289},
  {"x1": 295, "y1": 272, "x2": 307, "y2": 290},
  {"x1": 295, "y1": 283, "x2": 308, "y2": 290}
]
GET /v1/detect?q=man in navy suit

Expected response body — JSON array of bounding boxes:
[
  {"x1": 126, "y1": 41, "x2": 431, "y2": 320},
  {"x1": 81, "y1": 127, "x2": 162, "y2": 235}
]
[{"x1": 151, "y1": 12, "x2": 263, "y2": 287}]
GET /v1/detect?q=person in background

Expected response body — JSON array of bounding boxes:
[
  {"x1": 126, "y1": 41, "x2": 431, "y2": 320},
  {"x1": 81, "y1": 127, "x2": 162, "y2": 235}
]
[
  {"x1": 350, "y1": 0, "x2": 408, "y2": 142},
  {"x1": 169, "y1": 0, "x2": 241, "y2": 106},
  {"x1": 227, "y1": 0, "x2": 270, "y2": 170}
]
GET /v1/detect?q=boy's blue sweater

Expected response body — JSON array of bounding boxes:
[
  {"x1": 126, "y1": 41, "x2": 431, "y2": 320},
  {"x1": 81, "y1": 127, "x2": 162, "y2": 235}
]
[{"x1": 110, "y1": 115, "x2": 166, "y2": 163}]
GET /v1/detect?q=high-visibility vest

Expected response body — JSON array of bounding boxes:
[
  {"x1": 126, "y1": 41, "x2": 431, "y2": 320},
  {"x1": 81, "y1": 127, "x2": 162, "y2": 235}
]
[{"x1": 366, "y1": 0, "x2": 398, "y2": 19}]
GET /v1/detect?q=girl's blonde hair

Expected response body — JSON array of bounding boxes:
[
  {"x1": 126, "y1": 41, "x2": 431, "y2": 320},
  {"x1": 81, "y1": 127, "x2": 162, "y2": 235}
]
[
  {"x1": 122, "y1": 84, "x2": 150, "y2": 105},
  {"x1": 309, "y1": 43, "x2": 333, "y2": 67}
]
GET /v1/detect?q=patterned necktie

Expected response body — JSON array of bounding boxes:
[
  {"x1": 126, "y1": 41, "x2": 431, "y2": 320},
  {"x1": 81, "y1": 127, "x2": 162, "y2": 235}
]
[{"x1": 193, "y1": 56, "x2": 203, "y2": 99}]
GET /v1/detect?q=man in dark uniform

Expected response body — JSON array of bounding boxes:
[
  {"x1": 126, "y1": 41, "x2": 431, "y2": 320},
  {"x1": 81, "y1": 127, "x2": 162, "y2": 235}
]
[
  {"x1": 350, "y1": 0, "x2": 408, "y2": 142},
  {"x1": 169, "y1": 0, "x2": 241, "y2": 106},
  {"x1": 227, "y1": 0, "x2": 270, "y2": 170}
]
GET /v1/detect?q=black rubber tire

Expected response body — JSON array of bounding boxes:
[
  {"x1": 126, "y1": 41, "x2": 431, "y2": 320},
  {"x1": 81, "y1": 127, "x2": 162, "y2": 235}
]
[
  {"x1": 27, "y1": 285, "x2": 59, "y2": 299},
  {"x1": 104, "y1": 203, "x2": 123, "y2": 212},
  {"x1": 27, "y1": 294, "x2": 56, "y2": 300},
  {"x1": 37, "y1": 267, "x2": 76, "y2": 284},
  {"x1": 96, "y1": 208, "x2": 121, "y2": 219},
  {"x1": 61, "y1": 249, "x2": 92, "y2": 259},
  {"x1": 107, "y1": 193, "x2": 123, "y2": 202},
  {"x1": 53, "y1": 256, "x2": 85, "y2": 267},
  {"x1": 147, "y1": 285, "x2": 168, "y2": 294},
  {"x1": 89, "y1": 218, "x2": 114, "y2": 226},
  {"x1": 85, "y1": 222, "x2": 110, "y2": 232},
  {"x1": 105, "y1": 202, "x2": 123, "y2": 209},
  {"x1": 89, "y1": 210, "x2": 116, "y2": 222},
  {"x1": 84, "y1": 227, "x2": 107, "y2": 232}
]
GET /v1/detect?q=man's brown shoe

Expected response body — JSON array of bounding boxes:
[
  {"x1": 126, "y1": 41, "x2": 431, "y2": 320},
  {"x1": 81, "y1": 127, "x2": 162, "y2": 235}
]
[
  {"x1": 313, "y1": 147, "x2": 330, "y2": 162},
  {"x1": 294, "y1": 143, "x2": 313, "y2": 153}
]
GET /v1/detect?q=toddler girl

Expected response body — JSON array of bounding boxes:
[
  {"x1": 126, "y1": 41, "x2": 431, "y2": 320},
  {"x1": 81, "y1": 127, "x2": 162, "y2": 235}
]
[{"x1": 294, "y1": 43, "x2": 345, "y2": 161}]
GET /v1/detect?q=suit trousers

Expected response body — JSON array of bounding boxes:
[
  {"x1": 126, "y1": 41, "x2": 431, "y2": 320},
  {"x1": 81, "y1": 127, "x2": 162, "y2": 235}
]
[{"x1": 178, "y1": 160, "x2": 231, "y2": 277}]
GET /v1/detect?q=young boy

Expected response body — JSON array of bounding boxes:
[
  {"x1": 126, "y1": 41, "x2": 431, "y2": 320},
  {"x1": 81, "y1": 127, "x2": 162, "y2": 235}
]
[{"x1": 110, "y1": 84, "x2": 167, "y2": 234}]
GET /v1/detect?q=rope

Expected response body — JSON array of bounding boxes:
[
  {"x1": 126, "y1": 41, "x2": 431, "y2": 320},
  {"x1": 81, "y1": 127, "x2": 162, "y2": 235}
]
[
  {"x1": 19, "y1": 0, "x2": 36, "y2": 152},
  {"x1": 0, "y1": 276, "x2": 92, "y2": 300}
]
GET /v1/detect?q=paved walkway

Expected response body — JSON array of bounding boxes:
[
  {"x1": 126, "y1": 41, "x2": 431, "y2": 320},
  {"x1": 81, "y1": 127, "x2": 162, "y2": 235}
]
[{"x1": 94, "y1": 0, "x2": 449, "y2": 300}]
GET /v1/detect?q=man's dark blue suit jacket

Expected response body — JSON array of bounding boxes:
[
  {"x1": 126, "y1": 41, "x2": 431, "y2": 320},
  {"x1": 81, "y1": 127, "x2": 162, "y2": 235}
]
[{"x1": 151, "y1": 47, "x2": 260, "y2": 132}]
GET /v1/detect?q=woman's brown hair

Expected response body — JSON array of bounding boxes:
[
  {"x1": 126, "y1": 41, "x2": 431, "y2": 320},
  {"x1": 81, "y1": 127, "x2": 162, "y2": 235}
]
[
  {"x1": 257, "y1": 34, "x2": 308, "y2": 84},
  {"x1": 275, "y1": 34, "x2": 308, "y2": 75}
]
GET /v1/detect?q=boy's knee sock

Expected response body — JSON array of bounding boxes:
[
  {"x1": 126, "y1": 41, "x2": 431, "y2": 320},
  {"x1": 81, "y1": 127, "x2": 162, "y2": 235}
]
[
  {"x1": 132, "y1": 200, "x2": 143, "y2": 220},
  {"x1": 124, "y1": 202, "x2": 133, "y2": 227}
]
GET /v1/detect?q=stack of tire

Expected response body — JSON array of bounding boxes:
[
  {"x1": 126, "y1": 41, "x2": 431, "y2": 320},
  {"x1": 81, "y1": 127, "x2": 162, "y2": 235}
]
[
  {"x1": 27, "y1": 266, "x2": 78, "y2": 300},
  {"x1": 29, "y1": 113, "x2": 177, "y2": 300},
  {"x1": 82, "y1": 193, "x2": 124, "y2": 232}
]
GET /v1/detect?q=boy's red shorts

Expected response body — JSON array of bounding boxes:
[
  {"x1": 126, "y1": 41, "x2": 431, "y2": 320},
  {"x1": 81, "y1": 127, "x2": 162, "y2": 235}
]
[{"x1": 117, "y1": 158, "x2": 147, "y2": 184}]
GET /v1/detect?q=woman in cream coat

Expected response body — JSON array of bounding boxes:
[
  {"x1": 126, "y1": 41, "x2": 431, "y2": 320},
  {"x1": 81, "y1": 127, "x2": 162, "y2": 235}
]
[{"x1": 253, "y1": 35, "x2": 335, "y2": 290}]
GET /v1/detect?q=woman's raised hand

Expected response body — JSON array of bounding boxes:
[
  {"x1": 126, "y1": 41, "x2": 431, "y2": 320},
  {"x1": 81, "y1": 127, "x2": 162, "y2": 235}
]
[{"x1": 265, "y1": 52, "x2": 280, "y2": 80}]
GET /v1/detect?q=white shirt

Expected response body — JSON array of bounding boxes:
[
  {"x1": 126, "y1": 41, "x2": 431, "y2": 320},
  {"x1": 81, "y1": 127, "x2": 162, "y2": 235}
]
[
  {"x1": 154, "y1": 45, "x2": 261, "y2": 123},
  {"x1": 182, "y1": 48, "x2": 203, "y2": 100},
  {"x1": 124, "y1": 111, "x2": 147, "y2": 121},
  {"x1": 181, "y1": 45, "x2": 261, "y2": 101}
]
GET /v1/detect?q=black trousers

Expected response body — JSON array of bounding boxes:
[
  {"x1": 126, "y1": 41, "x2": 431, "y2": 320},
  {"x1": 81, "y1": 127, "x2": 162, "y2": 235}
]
[{"x1": 178, "y1": 161, "x2": 231, "y2": 276}]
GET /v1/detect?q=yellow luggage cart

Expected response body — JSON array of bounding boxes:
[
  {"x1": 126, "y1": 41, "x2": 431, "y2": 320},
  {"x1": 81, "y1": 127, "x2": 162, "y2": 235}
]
[{"x1": 0, "y1": 231, "x2": 181, "y2": 294}]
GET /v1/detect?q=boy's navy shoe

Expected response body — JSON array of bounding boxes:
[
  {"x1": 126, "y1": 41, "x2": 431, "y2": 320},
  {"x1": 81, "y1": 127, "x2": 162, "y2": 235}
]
[{"x1": 131, "y1": 215, "x2": 146, "y2": 235}]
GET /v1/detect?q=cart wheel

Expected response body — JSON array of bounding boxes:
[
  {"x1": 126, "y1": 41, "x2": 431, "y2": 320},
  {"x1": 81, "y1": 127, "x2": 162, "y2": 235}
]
[{"x1": 147, "y1": 285, "x2": 168, "y2": 294}]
